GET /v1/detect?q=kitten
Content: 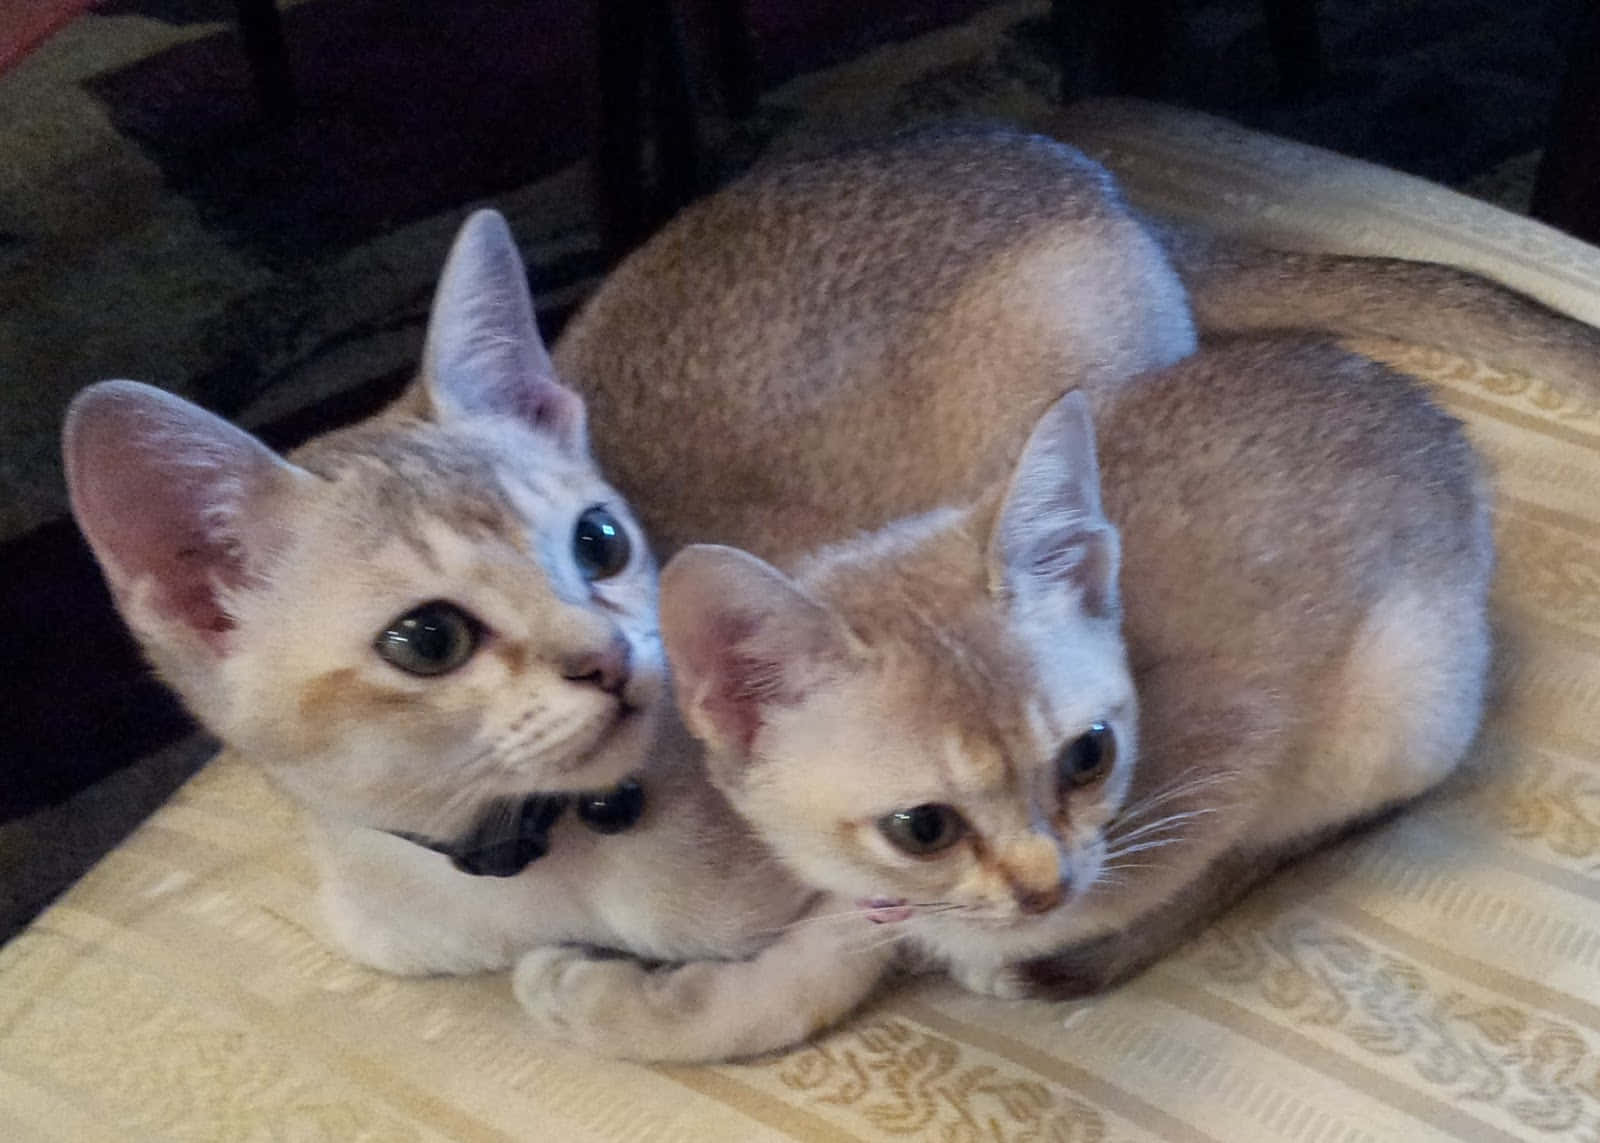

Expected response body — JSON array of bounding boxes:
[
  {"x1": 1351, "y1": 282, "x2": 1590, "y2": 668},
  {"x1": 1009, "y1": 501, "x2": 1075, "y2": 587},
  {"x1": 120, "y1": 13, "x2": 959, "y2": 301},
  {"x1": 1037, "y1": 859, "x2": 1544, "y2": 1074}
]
[
  {"x1": 515, "y1": 337, "x2": 1492, "y2": 1062},
  {"x1": 553, "y1": 125, "x2": 1196, "y2": 558},
  {"x1": 555, "y1": 125, "x2": 1600, "y2": 574},
  {"x1": 64, "y1": 128, "x2": 1196, "y2": 984},
  {"x1": 64, "y1": 211, "x2": 813, "y2": 976}
]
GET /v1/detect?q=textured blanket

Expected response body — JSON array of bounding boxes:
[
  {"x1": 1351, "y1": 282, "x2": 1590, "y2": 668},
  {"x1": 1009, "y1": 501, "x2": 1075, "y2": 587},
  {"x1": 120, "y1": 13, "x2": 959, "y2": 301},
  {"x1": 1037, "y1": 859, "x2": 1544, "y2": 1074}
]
[{"x1": 6, "y1": 100, "x2": 1600, "y2": 1141}]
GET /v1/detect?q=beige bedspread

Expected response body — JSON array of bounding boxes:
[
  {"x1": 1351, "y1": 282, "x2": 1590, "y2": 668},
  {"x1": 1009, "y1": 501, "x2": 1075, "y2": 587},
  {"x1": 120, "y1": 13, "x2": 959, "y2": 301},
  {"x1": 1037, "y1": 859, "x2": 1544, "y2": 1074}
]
[{"x1": 7, "y1": 99, "x2": 1600, "y2": 1141}]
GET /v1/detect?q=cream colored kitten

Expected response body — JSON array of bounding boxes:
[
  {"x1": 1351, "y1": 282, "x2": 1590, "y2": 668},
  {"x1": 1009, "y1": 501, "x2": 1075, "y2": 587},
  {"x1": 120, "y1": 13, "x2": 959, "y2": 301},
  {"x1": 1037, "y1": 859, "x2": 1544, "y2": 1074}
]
[
  {"x1": 65, "y1": 128, "x2": 1195, "y2": 986},
  {"x1": 516, "y1": 337, "x2": 1491, "y2": 1062},
  {"x1": 64, "y1": 213, "x2": 812, "y2": 977}
]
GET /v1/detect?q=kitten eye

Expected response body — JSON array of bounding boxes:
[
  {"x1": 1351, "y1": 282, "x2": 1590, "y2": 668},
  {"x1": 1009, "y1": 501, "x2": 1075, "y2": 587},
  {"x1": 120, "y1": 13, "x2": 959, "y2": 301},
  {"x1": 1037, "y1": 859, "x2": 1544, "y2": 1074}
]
[
  {"x1": 375, "y1": 601, "x2": 482, "y2": 676},
  {"x1": 877, "y1": 804, "x2": 968, "y2": 857},
  {"x1": 1057, "y1": 722, "x2": 1116, "y2": 790},
  {"x1": 573, "y1": 506, "x2": 632, "y2": 581}
]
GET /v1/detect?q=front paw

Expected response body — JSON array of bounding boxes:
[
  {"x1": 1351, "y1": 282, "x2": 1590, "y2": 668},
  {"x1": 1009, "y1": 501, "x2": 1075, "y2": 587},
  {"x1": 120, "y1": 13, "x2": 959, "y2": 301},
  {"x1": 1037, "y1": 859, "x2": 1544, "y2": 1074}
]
[
  {"x1": 950, "y1": 959, "x2": 1028, "y2": 1000},
  {"x1": 513, "y1": 945, "x2": 643, "y2": 1053}
]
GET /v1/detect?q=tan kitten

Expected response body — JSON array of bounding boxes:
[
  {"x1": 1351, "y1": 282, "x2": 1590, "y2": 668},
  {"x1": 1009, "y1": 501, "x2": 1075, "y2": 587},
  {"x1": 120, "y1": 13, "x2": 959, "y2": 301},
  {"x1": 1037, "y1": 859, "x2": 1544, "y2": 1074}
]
[
  {"x1": 516, "y1": 337, "x2": 1491, "y2": 1062},
  {"x1": 556, "y1": 125, "x2": 1600, "y2": 574},
  {"x1": 64, "y1": 213, "x2": 813, "y2": 977},
  {"x1": 554, "y1": 125, "x2": 1196, "y2": 558}
]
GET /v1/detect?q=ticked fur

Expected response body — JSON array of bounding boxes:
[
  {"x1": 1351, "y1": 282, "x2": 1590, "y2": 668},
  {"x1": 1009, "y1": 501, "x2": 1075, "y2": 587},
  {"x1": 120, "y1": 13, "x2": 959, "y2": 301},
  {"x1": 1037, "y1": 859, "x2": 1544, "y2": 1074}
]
[
  {"x1": 521, "y1": 338, "x2": 1492, "y2": 1059},
  {"x1": 708, "y1": 339, "x2": 1487, "y2": 999},
  {"x1": 508, "y1": 129, "x2": 1505, "y2": 1061},
  {"x1": 555, "y1": 125, "x2": 1196, "y2": 560}
]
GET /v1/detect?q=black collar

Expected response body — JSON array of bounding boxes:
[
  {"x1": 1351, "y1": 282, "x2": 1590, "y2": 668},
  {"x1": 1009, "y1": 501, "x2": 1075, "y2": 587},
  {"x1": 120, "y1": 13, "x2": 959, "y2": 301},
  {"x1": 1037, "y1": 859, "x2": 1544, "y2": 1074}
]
[{"x1": 388, "y1": 777, "x2": 646, "y2": 877}]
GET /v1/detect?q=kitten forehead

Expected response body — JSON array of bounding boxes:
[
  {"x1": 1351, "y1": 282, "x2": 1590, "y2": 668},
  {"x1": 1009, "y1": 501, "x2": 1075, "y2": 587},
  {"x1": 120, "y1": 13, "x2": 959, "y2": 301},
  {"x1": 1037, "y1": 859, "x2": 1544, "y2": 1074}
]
[
  {"x1": 798, "y1": 513, "x2": 1024, "y2": 712},
  {"x1": 287, "y1": 411, "x2": 597, "y2": 554},
  {"x1": 790, "y1": 502, "x2": 1129, "y2": 771}
]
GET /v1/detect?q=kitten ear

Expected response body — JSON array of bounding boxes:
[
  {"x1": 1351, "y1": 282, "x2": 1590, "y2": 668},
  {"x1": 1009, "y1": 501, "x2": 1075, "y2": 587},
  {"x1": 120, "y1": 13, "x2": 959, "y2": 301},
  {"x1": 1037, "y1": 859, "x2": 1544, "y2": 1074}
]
[
  {"x1": 660, "y1": 545, "x2": 860, "y2": 764},
  {"x1": 988, "y1": 390, "x2": 1120, "y2": 619},
  {"x1": 419, "y1": 209, "x2": 587, "y2": 453},
  {"x1": 63, "y1": 380, "x2": 305, "y2": 661}
]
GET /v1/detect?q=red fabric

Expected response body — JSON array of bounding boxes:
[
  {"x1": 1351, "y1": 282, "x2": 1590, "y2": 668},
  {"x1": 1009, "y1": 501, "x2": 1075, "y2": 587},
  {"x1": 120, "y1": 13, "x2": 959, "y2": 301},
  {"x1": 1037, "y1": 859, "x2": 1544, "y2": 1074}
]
[{"x1": 0, "y1": 0, "x2": 96, "y2": 75}]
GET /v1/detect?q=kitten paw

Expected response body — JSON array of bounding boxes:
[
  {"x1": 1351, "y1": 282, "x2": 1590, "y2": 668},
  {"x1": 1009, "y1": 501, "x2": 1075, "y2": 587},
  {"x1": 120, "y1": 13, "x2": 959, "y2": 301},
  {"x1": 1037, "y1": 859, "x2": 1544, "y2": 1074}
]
[
  {"x1": 950, "y1": 960, "x2": 1029, "y2": 1000},
  {"x1": 513, "y1": 945, "x2": 644, "y2": 1052}
]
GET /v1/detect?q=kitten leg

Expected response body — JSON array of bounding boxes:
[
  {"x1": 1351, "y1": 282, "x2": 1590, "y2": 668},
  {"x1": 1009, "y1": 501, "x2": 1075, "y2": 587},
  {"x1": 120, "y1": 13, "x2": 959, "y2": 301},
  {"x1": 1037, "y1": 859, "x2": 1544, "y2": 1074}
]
[
  {"x1": 1018, "y1": 843, "x2": 1326, "y2": 999},
  {"x1": 947, "y1": 957, "x2": 1030, "y2": 1000},
  {"x1": 513, "y1": 896, "x2": 897, "y2": 1062},
  {"x1": 1271, "y1": 581, "x2": 1490, "y2": 845},
  {"x1": 313, "y1": 825, "x2": 517, "y2": 976}
]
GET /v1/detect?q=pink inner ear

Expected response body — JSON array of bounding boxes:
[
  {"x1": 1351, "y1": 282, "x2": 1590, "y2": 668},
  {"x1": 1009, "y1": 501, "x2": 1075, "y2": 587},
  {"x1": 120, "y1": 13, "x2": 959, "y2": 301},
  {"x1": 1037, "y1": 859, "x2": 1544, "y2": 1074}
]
[
  {"x1": 527, "y1": 379, "x2": 586, "y2": 445},
  {"x1": 77, "y1": 441, "x2": 247, "y2": 647},
  {"x1": 690, "y1": 614, "x2": 768, "y2": 755},
  {"x1": 683, "y1": 610, "x2": 810, "y2": 756},
  {"x1": 67, "y1": 385, "x2": 276, "y2": 652},
  {"x1": 146, "y1": 535, "x2": 243, "y2": 640},
  {"x1": 663, "y1": 546, "x2": 853, "y2": 759}
]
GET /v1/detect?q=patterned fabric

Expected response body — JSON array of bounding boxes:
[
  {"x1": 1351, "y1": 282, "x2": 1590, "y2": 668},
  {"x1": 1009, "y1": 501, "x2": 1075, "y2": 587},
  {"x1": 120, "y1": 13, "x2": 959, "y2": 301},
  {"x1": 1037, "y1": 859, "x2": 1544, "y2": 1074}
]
[{"x1": 7, "y1": 100, "x2": 1600, "y2": 1142}]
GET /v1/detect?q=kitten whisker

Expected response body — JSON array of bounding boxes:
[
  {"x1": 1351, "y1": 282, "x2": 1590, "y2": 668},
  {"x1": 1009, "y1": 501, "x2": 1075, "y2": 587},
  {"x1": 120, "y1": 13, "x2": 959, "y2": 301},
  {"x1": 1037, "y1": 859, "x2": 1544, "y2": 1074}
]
[
  {"x1": 1113, "y1": 771, "x2": 1240, "y2": 826},
  {"x1": 1100, "y1": 837, "x2": 1187, "y2": 861},
  {"x1": 1118, "y1": 770, "x2": 1239, "y2": 814},
  {"x1": 776, "y1": 899, "x2": 963, "y2": 937},
  {"x1": 846, "y1": 927, "x2": 914, "y2": 958},
  {"x1": 777, "y1": 909, "x2": 887, "y2": 933},
  {"x1": 1106, "y1": 807, "x2": 1218, "y2": 845}
]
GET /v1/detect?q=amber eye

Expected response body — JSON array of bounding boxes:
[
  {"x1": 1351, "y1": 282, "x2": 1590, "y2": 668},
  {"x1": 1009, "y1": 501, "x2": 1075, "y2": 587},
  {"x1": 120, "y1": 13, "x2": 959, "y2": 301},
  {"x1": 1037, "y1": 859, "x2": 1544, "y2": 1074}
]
[
  {"x1": 573, "y1": 506, "x2": 632, "y2": 581},
  {"x1": 877, "y1": 804, "x2": 968, "y2": 857},
  {"x1": 375, "y1": 601, "x2": 481, "y2": 676},
  {"x1": 1057, "y1": 722, "x2": 1116, "y2": 790}
]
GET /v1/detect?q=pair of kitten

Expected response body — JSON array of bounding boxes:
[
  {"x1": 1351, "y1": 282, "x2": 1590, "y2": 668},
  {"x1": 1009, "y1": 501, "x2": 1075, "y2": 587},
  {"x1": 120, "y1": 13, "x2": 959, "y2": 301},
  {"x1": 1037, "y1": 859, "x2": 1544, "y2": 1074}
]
[{"x1": 70, "y1": 126, "x2": 1584, "y2": 1061}]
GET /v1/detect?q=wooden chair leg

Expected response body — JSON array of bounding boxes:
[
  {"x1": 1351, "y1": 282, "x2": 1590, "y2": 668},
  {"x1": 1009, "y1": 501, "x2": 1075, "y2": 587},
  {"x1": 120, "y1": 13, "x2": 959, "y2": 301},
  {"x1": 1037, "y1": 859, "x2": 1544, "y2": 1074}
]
[
  {"x1": 592, "y1": 0, "x2": 648, "y2": 257},
  {"x1": 591, "y1": 0, "x2": 704, "y2": 260},
  {"x1": 1054, "y1": 0, "x2": 1180, "y2": 100},
  {"x1": 649, "y1": 0, "x2": 701, "y2": 222},
  {"x1": 232, "y1": 0, "x2": 295, "y2": 124},
  {"x1": 1263, "y1": 0, "x2": 1324, "y2": 98},
  {"x1": 707, "y1": 0, "x2": 757, "y2": 118},
  {"x1": 1531, "y1": 2, "x2": 1600, "y2": 246}
]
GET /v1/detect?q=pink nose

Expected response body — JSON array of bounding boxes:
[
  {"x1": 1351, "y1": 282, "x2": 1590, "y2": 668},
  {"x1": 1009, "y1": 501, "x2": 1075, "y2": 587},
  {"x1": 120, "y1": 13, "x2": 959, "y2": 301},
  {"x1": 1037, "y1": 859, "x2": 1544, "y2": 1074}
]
[{"x1": 562, "y1": 634, "x2": 631, "y2": 695}]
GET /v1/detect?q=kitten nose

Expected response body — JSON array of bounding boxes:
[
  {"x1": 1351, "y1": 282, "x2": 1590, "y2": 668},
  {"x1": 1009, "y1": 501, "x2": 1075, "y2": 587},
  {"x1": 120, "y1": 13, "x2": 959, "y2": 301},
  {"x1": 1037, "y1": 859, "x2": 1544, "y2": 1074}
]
[
  {"x1": 561, "y1": 634, "x2": 631, "y2": 695},
  {"x1": 1014, "y1": 882, "x2": 1066, "y2": 916}
]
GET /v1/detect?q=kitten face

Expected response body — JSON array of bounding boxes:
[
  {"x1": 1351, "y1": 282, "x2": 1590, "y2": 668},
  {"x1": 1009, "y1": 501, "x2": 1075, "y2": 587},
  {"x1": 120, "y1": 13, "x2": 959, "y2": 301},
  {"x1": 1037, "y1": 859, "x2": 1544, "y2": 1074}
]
[
  {"x1": 747, "y1": 599, "x2": 1136, "y2": 929},
  {"x1": 65, "y1": 210, "x2": 664, "y2": 837},
  {"x1": 219, "y1": 416, "x2": 662, "y2": 834},
  {"x1": 661, "y1": 391, "x2": 1137, "y2": 941}
]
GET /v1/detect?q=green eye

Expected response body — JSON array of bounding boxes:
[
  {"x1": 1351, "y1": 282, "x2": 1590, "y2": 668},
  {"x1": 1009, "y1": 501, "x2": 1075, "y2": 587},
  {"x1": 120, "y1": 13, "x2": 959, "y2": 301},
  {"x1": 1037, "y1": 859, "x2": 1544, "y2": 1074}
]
[
  {"x1": 877, "y1": 804, "x2": 968, "y2": 857},
  {"x1": 573, "y1": 506, "x2": 632, "y2": 581},
  {"x1": 375, "y1": 601, "x2": 481, "y2": 676},
  {"x1": 1057, "y1": 721, "x2": 1115, "y2": 790}
]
